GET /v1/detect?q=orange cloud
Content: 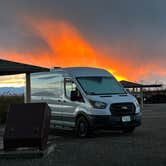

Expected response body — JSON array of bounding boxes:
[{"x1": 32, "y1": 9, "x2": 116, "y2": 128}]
[
  {"x1": 0, "y1": 18, "x2": 127, "y2": 81},
  {"x1": 0, "y1": 17, "x2": 165, "y2": 84}
]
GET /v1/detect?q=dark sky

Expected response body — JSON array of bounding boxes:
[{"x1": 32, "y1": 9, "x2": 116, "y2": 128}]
[{"x1": 0, "y1": 0, "x2": 166, "y2": 83}]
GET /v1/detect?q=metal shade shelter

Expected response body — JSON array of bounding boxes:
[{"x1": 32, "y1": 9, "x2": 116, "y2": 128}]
[
  {"x1": 120, "y1": 80, "x2": 162, "y2": 89},
  {"x1": 0, "y1": 59, "x2": 49, "y2": 102},
  {"x1": 120, "y1": 80, "x2": 162, "y2": 108}
]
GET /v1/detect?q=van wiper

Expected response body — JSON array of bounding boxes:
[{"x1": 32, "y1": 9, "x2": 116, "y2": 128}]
[
  {"x1": 87, "y1": 92, "x2": 98, "y2": 95},
  {"x1": 100, "y1": 93, "x2": 126, "y2": 95},
  {"x1": 98, "y1": 93, "x2": 119, "y2": 95},
  {"x1": 87, "y1": 92, "x2": 126, "y2": 95}
]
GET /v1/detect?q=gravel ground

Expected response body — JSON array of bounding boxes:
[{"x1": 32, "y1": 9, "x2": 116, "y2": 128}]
[{"x1": 0, "y1": 104, "x2": 166, "y2": 166}]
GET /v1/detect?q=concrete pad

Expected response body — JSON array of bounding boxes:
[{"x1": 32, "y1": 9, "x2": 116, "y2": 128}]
[
  {"x1": 0, "y1": 143, "x2": 56, "y2": 159},
  {"x1": 0, "y1": 127, "x2": 56, "y2": 159}
]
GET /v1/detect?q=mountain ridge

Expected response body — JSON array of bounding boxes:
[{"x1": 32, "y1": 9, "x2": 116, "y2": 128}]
[{"x1": 0, "y1": 87, "x2": 24, "y2": 95}]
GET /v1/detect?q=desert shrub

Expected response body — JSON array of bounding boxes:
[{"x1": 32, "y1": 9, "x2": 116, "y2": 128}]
[{"x1": 0, "y1": 95, "x2": 24, "y2": 124}]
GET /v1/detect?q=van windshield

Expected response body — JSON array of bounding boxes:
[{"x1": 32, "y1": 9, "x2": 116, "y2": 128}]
[{"x1": 77, "y1": 77, "x2": 126, "y2": 95}]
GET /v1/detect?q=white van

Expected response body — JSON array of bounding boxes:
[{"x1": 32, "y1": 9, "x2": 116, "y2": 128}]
[{"x1": 31, "y1": 67, "x2": 141, "y2": 137}]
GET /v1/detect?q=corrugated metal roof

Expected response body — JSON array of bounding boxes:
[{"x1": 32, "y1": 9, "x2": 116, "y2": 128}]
[
  {"x1": 120, "y1": 80, "x2": 142, "y2": 88},
  {"x1": 0, "y1": 59, "x2": 49, "y2": 75},
  {"x1": 120, "y1": 80, "x2": 162, "y2": 88}
]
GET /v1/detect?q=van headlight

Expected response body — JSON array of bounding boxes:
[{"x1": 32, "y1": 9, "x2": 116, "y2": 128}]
[
  {"x1": 134, "y1": 100, "x2": 140, "y2": 108},
  {"x1": 89, "y1": 100, "x2": 107, "y2": 109},
  {"x1": 134, "y1": 100, "x2": 141, "y2": 113}
]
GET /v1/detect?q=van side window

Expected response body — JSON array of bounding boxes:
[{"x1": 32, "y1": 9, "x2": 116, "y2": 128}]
[{"x1": 64, "y1": 78, "x2": 84, "y2": 102}]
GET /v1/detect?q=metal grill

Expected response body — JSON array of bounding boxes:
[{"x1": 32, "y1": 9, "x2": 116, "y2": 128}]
[{"x1": 110, "y1": 102, "x2": 136, "y2": 116}]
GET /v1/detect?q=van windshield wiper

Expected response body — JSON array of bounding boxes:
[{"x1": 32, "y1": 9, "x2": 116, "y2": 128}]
[
  {"x1": 103, "y1": 93, "x2": 126, "y2": 95},
  {"x1": 87, "y1": 92, "x2": 126, "y2": 95},
  {"x1": 87, "y1": 92, "x2": 98, "y2": 95},
  {"x1": 97, "y1": 92, "x2": 126, "y2": 95}
]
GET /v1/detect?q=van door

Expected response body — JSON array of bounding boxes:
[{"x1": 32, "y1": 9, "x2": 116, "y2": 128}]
[
  {"x1": 47, "y1": 76, "x2": 64, "y2": 127},
  {"x1": 60, "y1": 78, "x2": 84, "y2": 127}
]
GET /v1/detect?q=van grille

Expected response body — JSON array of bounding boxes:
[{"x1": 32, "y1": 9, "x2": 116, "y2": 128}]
[{"x1": 110, "y1": 102, "x2": 135, "y2": 116}]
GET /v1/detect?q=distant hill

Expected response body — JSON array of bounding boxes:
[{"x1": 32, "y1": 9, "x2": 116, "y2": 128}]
[{"x1": 0, "y1": 87, "x2": 24, "y2": 95}]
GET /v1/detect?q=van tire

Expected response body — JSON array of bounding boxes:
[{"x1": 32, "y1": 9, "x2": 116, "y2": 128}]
[
  {"x1": 123, "y1": 127, "x2": 135, "y2": 133},
  {"x1": 75, "y1": 116, "x2": 90, "y2": 138}
]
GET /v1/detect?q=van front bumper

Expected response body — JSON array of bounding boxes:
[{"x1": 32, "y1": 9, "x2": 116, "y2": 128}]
[{"x1": 88, "y1": 113, "x2": 141, "y2": 130}]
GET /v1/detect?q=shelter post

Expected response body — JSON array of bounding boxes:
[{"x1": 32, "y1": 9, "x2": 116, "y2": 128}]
[
  {"x1": 25, "y1": 73, "x2": 31, "y2": 103},
  {"x1": 140, "y1": 87, "x2": 143, "y2": 109}
]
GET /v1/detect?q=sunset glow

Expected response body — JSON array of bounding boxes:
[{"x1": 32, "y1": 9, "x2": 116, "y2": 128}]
[
  {"x1": 0, "y1": 18, "x2": 127, "y2": 87},
  {"x1": 0, "y1": 74, "x2": 25, "y2": 87},
  {"x1": 0, "y1": 18, "x2": 165, "y2": 87}
]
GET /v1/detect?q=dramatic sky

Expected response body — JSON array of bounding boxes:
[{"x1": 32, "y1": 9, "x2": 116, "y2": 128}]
[{"x1": 0, "y1": 0, "x2": 166, "y2": 87}]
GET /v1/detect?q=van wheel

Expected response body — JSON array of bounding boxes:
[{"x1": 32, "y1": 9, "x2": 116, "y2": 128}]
[
  {"x1": 123, "y1": 127, "x2": 135, "y2": 133},
  {"x1": 76, "y1": 116, "x2": 90, "y2": 138}
]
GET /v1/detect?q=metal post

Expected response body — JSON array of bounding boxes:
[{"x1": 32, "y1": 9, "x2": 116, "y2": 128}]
[
  {"x1": 133, "y1": 87, "x2": 135, "y2": 95},
  {"x1": 25, "y1": 73, "x2": 31, "y2": 103},
  {"x1": 140, "y1": 87, "x2": 143, "y2": 109}
]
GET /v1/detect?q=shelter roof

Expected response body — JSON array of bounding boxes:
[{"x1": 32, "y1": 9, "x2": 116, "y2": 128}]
[
  {"x1": 120, "y1": 80, "x2": 162, "y2": 88},
  {"x1": 0, "y1": 59, "x2": 49, "y2": 75}
]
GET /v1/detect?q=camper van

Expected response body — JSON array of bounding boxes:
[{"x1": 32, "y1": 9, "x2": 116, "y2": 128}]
[{"x1": 31, "y1": 67, "x2": 141, "y2": 137}]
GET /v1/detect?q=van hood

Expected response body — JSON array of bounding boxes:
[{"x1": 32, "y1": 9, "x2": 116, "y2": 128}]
[{"x1": 87, "y1": 94, "x2": 136, "y2": 104}]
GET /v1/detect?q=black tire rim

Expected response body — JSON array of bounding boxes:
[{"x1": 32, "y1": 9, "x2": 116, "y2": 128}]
[{"x1": 78, "y1": 121, "x2": 88, "y2": 137}]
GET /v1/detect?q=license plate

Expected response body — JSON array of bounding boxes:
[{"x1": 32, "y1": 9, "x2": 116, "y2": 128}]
[{"x1": 122, "y1": 116, "x2": 131, "y2": 122}]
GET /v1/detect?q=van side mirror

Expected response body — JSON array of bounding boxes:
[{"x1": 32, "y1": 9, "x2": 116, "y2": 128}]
[
  {"x1": 70, "y1": 90, "x2": 83, "y2": 102},
  {"x1": 70, "y1": 90, "x2": 79, "y2": 101}
]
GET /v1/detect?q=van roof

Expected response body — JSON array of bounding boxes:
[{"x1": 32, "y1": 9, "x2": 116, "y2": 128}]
[{"x1": 63, "y1": 67, "x2": 113, "y2": 77}]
